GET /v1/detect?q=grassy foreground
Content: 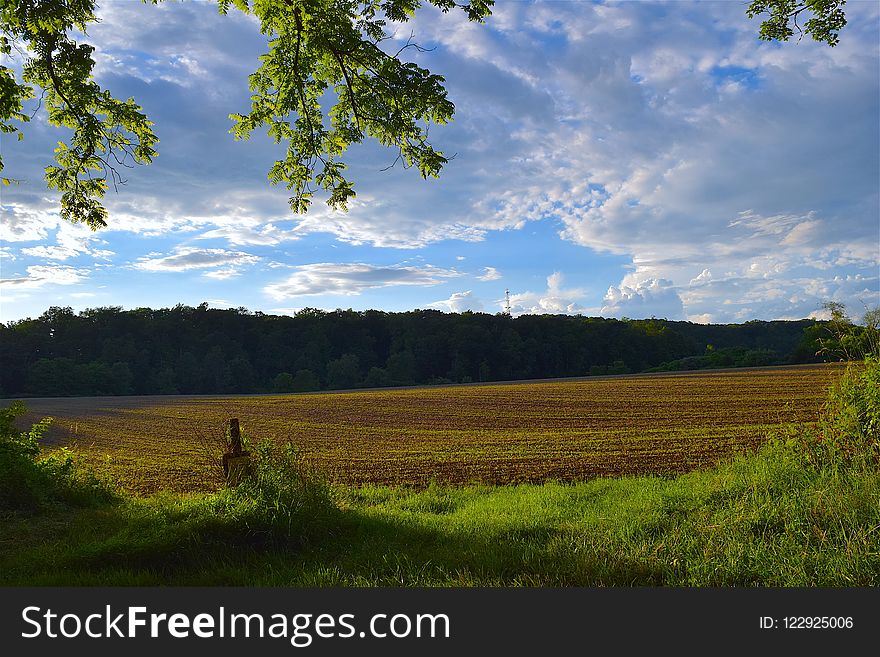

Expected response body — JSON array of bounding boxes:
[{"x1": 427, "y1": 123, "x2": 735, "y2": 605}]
[{"x1": 1, "y1": 362, "x2": 878, "y2": 586}]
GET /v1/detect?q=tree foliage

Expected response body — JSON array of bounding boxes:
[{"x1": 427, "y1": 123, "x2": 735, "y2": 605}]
[
  {"x1": 813, "y1": 301, "x2": 880, "y2": 361},
  {"x1": 747, "y1": 0, "x2": 847, "y2": 46},
  {"x1": 1, "y1": 0, "x2": 492, "y2": 227},
  {"x1": 223, "y1": 0, "x2": 492, "y2": 213},
  {"x1": 1, "y1": 0, "x2": 159, "y2": 228},
  {"x1": 0, "y1": 304, "x2": 822, "y2": 397}
]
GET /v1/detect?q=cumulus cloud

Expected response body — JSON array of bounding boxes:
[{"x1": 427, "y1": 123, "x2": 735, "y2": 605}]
[
  {"x1": 4, "y1": 203, "x2": 116, "y2": 262},
  {"x1": 132, "y1": 247, "x2": 260, "y2": 273},
  {"x1": 601, "y1": 278, "x2": 685, "y2": 320},
  {"x1": 689, "y1": 269, "x2": 713, "y2": 286},
  {"x1": 508, "y1": 272, "x2": 586, "y2": 316},
  {"x1": 20, "y1": 225, "x2": 114, "y2": 261},
  {"x1": 423, "y1": 1, "x2": 879, "y2": 321},
  {"x1": 20, "y1": 246, "x2": 78, "y2": 260},
  {"x1": 264, "y1": 263, "x2": 460, "y2": 300},
  {"x1": 428, "y1": 290, "x2": 484, "y2": 313}
]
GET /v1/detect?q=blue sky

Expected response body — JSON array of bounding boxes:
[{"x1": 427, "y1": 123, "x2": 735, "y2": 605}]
[{"x1": 2, "y1": 0, "x2": 878, "y2": 324}]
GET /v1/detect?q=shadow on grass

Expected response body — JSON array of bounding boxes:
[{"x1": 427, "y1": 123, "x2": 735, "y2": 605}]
[
  {"x1": 4, "y1": 452, "x2": 879, "y2": 586},
  {"x1": 1, "y1": 495, "x2": 677, "y2": 586}
]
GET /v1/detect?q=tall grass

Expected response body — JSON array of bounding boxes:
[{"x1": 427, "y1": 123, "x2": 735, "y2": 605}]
[{"x1": 214, "y1": 440, "x2": 340, "y2": 544}]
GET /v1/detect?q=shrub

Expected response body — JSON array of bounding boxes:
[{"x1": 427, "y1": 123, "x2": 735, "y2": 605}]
[
  {"x1": 0, "y1": 401, "x2": 116, "y2": 514},
  {"x1": 817, "y1": 355, "x2": 880, "y2": 464}
]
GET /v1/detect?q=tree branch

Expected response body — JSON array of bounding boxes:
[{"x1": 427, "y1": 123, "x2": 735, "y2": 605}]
[{"x1": 328, "y1": 44, "x2": 362, "y2": 130}]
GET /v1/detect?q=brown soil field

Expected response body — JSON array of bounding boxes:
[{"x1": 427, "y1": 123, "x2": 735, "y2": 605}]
[{"x1": 10, "y1": 363, "x2": 845, "y2": 494}]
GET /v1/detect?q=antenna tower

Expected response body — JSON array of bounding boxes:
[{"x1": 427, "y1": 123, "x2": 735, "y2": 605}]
[{"x1": 504, "y1": 288, "x2": 511, "y2": 315}]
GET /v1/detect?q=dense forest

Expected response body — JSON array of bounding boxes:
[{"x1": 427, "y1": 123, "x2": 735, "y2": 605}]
[{"x1": 0, "y1": 304, "x2": 826, "y2": 397}]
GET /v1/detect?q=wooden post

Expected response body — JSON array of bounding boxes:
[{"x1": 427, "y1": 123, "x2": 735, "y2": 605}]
[
  {"x1": 229, "y1": 418, "x2": 242, "y2": 455},
  {"x1": 222, "y1": 418, "x2": 252, "y2": 486}
]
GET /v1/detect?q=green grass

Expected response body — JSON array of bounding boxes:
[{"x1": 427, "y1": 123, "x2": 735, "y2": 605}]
[
  {"x1": 1, "y1": 360, "x2": 877, "y2": 587},
  {"x1": 2, "y1": 440, "x2": 877, "y2": 586}
]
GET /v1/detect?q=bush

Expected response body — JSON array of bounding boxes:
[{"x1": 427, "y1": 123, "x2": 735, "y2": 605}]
[
  {"x1": 769, "y1": 354, "x2": 880, "y2": 473},
  {"x1": 818, "y1": 355, "x2": 880, "y2": 463},
  {"x1": 0, "y1": 401, "x2": 116, "y2": 514}
]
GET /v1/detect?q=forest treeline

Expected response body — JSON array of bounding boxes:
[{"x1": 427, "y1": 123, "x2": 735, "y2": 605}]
[{"x1": 0, "y1": 304, "x2": 828, "y2": 397}]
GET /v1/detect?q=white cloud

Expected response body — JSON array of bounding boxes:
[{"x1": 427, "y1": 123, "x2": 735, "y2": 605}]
[
  {"x1": 4, "y1": 203, "x2": 118, "y2": 262},
  {"x1": 264, "y1": 263, "x2": 460, "y2": 300},
  {"x1": 477, "y1": 266, "x2": 502, "y2": 281},
  {"x1": 203, "y1": 268, "x2": 243, "y2": 280},
  {"x1": 424, "y1": 1, "x2": 879, "y2": 321},
  {"x1": 0, "y1": 204, "x2": 59, "y2": 242},
  {"x1": 428, "y1": 290, "x2": 484, "y2": 313},
  {"x1": 197, "y1": 223, "x2": 296, "y2": 246},
  {"x1": 289, "y1": 197, "x2": 491, "y2": 248},
  {"x1": 601, "y1": 278, "x2": 685, "y2": 320},
  {"x1": 21, "y1": 245, "x2": 80, "y2": 260},
  {"x1": 132, "y1": 246, "x2": 260, "y2": 273},
  {"x1": 20, "y1": 233, "x2": 115, "y2": 261},
  {"x1": 689, "y1": 268, "x2": 712, "y2": 286},
  {"x1": 509, "y1": 272, "x2": 587, "y2": 316},
  {"x1": 0, "y1": 265, "x2": 89, "y2": 289}
]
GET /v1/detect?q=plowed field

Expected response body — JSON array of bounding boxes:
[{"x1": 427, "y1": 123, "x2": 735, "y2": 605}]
[{"x1": 15, "y1": 364, "x2": 844, "y2": 494}]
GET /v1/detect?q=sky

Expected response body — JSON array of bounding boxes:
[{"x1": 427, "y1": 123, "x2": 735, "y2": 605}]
[{"x1": 1, "y1": 0, "x2": 878, "y2": 324}]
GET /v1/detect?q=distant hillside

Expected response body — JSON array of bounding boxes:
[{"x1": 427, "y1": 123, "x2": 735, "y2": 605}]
[{"x1": 0, "y1": 304, "x2": 824, "y2": 397}]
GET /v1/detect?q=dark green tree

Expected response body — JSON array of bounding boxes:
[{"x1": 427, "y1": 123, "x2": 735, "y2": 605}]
[
  {"x1": 151, "y1": 367, "x2": 179, "y2": 395},
  {"x1": 363, "y1": 366, "x2": 391, "y2": 388},
  {"x1": 327, "y1": 353, "x2": 361, "y2": 389},
  {"x1": 290, "y1": 368, "x2": 320, "y2": 392},
  {"x1": 386, "y1": 349, "x2": 417, "y2": 385},
  {"x1": 272, "y1": 372, "x2": 296, "y2": 393},
  {"x1": 202, "y1": 346, "x2": 232, "y2": 392},
  {"x1": 107, "y1": 361, "x2": 134, "y2": 395},
  {"x1": 228, "y1": 355, "x2": 257, "y2": 392},
  {"x1": 3, "y1": 303, "x2": 822, "y2": 397}
]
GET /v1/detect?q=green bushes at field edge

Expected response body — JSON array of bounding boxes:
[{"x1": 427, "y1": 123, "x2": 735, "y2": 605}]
[{"x1": 0, "y1": 401, "x2": 117, "y2": 515}]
